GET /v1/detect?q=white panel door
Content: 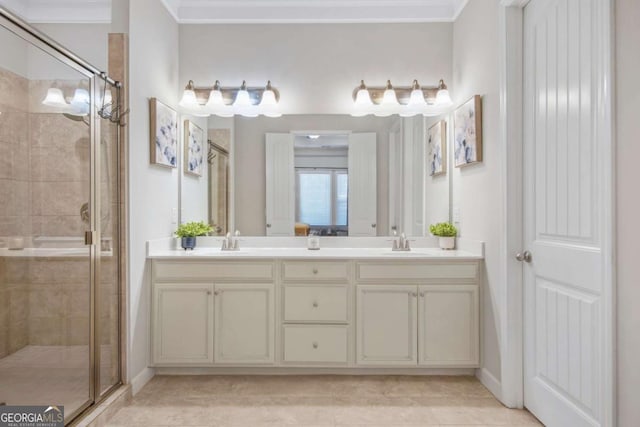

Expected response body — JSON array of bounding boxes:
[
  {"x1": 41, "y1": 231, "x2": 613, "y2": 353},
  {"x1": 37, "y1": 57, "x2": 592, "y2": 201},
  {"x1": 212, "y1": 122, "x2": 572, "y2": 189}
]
[
  {"x1": 152, "y1": 283, "x2": 214, "y2": 365},
  {"x1": 214, "y1": 283, "x2": 275, "y2": 364},
  {"x1": 523, "y1": 0, "x2": 612, "y2": 425},
  {"x1": 418, "y1": 285, "x2": 479, "y2": 367},
  {"x1": 348, "y1": 132, "x2": 377, "y2": 236},
  {"x1": 356, "y1": 285, "x2": 418, "y2": 365},
  {"x1": 265, "y1": 133, "x2": 295, "y2": 236}
]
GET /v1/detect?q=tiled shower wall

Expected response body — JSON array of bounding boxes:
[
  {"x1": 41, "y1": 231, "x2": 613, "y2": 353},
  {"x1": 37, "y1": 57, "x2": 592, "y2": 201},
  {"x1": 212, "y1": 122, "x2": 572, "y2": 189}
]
[
  {"x1": 0, "y1": 67, "x2": 118, "y2": 358},
  {"x1": 0, "y1": 68, "x2": 30, "y2": 358}
]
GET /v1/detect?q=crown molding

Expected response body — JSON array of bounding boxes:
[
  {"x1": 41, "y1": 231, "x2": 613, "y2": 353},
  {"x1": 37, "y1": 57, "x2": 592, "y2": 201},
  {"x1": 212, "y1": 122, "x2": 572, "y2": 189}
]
[
  {"x1": 0, "y1": 0, "x2": 112, "y2": 23},
  {"x1": 451, "y1": 0, "x2": 469, "y2": 20},
  {"x1": 162, "y1": 0, "x2": 465, "y2": 24}
]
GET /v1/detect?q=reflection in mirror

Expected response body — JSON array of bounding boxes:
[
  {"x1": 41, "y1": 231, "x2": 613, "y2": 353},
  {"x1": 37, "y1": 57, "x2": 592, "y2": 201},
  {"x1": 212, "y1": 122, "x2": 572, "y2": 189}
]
[{"x1": 204, "y1": 114, "x2": 451, "y2": 238}]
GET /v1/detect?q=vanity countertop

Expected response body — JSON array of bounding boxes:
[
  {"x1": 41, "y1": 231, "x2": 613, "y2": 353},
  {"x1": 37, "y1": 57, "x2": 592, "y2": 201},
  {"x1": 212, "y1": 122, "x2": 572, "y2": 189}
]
[{"x1": 147, "y1": 246, "x2": 482, "y2": 261}]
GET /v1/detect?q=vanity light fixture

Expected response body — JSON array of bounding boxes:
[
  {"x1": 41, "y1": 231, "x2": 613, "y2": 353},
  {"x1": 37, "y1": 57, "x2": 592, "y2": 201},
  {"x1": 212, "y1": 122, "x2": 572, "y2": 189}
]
[
  {"x1": 179, "y1": 79, "x2": 281, "y2": 118},
  {"x1": 351, "y1": 78, "x2": 453, "y2": 117}
]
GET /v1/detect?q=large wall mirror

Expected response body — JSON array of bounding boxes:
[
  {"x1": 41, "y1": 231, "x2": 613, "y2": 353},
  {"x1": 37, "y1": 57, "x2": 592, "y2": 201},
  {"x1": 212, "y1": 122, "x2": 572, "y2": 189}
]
[{"x1": 181, "y1": 113, "x2": 453, "y2": 238}]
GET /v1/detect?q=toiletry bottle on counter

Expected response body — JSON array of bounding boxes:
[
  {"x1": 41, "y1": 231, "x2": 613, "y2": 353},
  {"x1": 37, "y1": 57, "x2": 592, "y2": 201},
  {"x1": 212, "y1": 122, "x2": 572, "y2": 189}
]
[{"x1": 307, "y1": 233, "x2": 320, "y2": 250}]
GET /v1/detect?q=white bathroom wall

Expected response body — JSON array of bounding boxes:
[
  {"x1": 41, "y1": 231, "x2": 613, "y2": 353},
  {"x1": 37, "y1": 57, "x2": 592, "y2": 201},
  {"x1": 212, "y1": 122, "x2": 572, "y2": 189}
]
[
  {"x1": 127, "y1": 0, "x2": 179, "y2": 390},
  {"x1": 178, "y1": 23, "x2": 453, "y2": 115},
  {"x1": 451, "y1": 0, "x2": 503, "y2": 392},
  {"x1": 615, "y1": 0, "x2": 640, "y2": 424}
]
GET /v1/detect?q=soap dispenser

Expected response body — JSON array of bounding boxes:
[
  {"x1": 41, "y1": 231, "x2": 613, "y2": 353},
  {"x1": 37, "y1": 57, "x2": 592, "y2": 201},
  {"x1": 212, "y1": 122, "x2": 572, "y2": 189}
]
[{"x1": 307, "y1": 232, "x2": 320, "y2": 250}]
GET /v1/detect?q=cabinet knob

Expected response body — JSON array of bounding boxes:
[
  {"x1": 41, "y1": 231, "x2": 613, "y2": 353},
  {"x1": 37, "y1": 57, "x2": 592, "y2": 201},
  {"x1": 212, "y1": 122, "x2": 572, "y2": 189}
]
[
  {"x1": 312, "y1": 342, "x2": 318, "y2": 349},
  {"x1": 312, "y1": 301, "x2": 319, "y2": 308},
  {"x1": 312, "y1": 268, "x2": 318, "y2": 274},
  {"x1": 266, "y1": 223, "x2": 272, "y2": 228},
  {"x1": 419, "y1": 292, "x2": 425, "y2": 297},
  {"x1": 214, "y1": 290, "x2": 220, "y2": 296},
  {"x1": 207, "y1": 291, "x2": 212, "y2": 295},
  {"x1": 411, "y1": 292, "x2": 418, "y2": 297},
  {"x1": 371, "y1": 223, "x2": 377, "y2": 228}
]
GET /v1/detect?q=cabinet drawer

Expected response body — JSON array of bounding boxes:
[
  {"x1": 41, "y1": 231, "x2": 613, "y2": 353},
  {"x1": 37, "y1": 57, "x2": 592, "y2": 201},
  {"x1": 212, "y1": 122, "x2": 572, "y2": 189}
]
[
  {"x1": 153, "y1": 261, "x2": 273, "y2": 281},
  {"x1": 283, "y1": 325, "x2": 348, "y2": 363},
  {"x1": 283, "y1": 285, "x2": 348, "y2": 323},
  {"x1": 357, "y1": 262, "x2": 478, "y2": 282},
  {"x1": 282, "y1": 261, "x2": 349, "y2": 281}
]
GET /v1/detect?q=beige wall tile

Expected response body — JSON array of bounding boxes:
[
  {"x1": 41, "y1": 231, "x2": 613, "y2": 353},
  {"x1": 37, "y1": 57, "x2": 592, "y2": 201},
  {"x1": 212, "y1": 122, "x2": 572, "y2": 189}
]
[
  {"x1": 28, "y1": 316, "x2": 63, "y2": 345},
  {"x1": 31, "y1": 181, "x2": 88, "y2": 216},
  {"x1": 0, "y1": 68, "x2": 28, "y2": 112},
  {"x1": 29, "y1": 288, "x2": 64, "y2": 317}
]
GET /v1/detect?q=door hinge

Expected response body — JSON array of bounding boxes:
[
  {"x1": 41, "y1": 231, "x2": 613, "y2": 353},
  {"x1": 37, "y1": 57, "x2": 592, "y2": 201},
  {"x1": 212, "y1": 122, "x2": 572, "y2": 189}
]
[{"x1": 85, "y1": 230, "x2": 96, "y2": 245}]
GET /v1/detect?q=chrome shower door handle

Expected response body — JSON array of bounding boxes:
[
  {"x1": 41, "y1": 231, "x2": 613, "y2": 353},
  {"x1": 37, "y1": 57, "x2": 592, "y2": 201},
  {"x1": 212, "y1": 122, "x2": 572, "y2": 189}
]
[{"x1": 515, "y1": 251, "x2": 532, "y2": 263}]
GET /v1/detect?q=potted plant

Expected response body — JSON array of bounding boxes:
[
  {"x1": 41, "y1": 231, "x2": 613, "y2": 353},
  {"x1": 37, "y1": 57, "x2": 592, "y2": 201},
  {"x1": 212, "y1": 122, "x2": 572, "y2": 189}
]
[
  {"x1": 429, "y1": 222, "x2": 458, "y2": 250},
  {"x1": 175, "y1": 221, "x2": 213, "y2": 250}
]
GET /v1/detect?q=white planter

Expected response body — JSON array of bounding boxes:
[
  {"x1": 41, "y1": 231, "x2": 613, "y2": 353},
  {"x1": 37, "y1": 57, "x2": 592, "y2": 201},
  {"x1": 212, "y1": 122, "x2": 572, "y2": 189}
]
[{"x1": 438, "y1": 236, "x2": 456, "y2": 250}]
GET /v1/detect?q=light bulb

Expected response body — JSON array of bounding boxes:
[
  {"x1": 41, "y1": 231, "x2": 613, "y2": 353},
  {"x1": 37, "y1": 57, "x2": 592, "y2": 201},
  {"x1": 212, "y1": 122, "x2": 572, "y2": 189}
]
[
  {"x1": 205, "y1": 81, "x2": 233, "y2": 117},
  {"x1": 352, "y1": 80, "x2": 373, "y2": 117},
  {"x1": 375, "y1": 80, "x2": 399, "y2": 117},
  {"x1": 259, "y1": 81, "x2": 281, "y2": 118},
  {"x1": 42, "y1": 88, "x2": 68, "y2": 108},
  {"x1": 69, "y1": 88, "x2": 90, "y2": 116},
  {"x1": 233, "y1": 81, "x2": 258, "y2": 117},
  {"x1": 435, "y1": 79, "x2": 453, "y2": 106},
  {"x1": 179, "y1": 80, "x2": 200, "y2": 109},
  {"x1": 400, "y1": 80, "x2": 426, "y2": 117}
]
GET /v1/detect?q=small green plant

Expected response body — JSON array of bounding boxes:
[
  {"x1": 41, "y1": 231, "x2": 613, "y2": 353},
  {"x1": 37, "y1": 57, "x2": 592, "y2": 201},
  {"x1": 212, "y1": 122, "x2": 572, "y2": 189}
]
[
  {"x1": 429, "y1": 222, "x2": 458, "y2": 237},
  {"x1": 175, "y1": 221, "x2": 213, "y2": 238}
]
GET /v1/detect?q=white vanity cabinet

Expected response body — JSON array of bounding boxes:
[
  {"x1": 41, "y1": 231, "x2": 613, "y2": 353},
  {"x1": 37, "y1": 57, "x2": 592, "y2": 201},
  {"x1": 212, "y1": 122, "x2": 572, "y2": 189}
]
[
  {"x1": 356, "y1": 285, "x2": 418, "y2": 365},
  {"x1": 150, "y1": 256, "x2": 481, "y2": 370},
  {"x1": 151, "y1": 260, "x2": 275, "y2": 366},
  {"x1": 152, "y1": 283, "x2": 214, "y2": 365},
  {"x1": 355, "y1": 262, "x2": 480, "y2": 368},
  {"x1": 214, "y1": 283, "x2": 275, "y2": 364}
]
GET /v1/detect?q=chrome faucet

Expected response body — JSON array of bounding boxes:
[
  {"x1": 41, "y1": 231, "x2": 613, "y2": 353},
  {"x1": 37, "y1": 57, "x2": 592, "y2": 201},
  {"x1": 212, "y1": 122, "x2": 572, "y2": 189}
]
[
  {"x1": 390, "y1": 230, "x2": 411, "y2": 251},
  {"x1": 221, "y1": 230, "x2": 241, "y2": 251}
]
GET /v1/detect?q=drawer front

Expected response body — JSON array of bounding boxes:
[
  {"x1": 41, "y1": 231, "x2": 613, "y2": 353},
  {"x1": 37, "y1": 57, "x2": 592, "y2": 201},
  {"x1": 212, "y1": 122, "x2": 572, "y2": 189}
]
[
  {"x1": 154, "y1": 261, "x2": 273, "y2": 281},
  {"x1": 357, "y1": 262, "x2": 479, "y2": 282},
  {"x1": 282, "y1": 261, "x2": 349, "y2": 281},
  {"x1": 283, "y1": 325, "x2": 348, "y2": 363},
  {"x1": 283, "y1": 285, "x2": 348, "y2": 323}
]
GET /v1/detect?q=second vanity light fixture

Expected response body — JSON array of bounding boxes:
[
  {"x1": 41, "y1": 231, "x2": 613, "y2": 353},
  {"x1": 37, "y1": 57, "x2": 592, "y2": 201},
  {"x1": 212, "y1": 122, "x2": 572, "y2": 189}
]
[
  {"x1": 179, "y1": 80, "x2": 281, "y2": 118},
  {"x1": 352, "y1": 79, "x2": 453, "y2": 117}
]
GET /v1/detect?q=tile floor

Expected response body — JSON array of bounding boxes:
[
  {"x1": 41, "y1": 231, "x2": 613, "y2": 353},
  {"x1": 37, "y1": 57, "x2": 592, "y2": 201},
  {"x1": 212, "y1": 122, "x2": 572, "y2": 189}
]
[
  {"x1": 106, "y1": 375, "x2": 542, "y2": 426},
  {"x1": 0, "y1": 345, "x2": 113, "y2": 418}
]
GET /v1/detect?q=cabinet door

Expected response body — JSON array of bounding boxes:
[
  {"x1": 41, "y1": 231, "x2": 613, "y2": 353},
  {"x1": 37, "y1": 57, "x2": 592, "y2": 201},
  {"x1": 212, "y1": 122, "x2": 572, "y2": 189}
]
[
  {"x1": 356, "y1": 285, "x2": 418, "y2": 365},
  {"x1": 214, "y1": 283, "x2": 275, "y2": 364},
  {"x1": 418, "y1": 285, "x2": 479, "y2": 367},
  {"x1": 152, "y1": 283, "x2": 213, "y2": 365}
]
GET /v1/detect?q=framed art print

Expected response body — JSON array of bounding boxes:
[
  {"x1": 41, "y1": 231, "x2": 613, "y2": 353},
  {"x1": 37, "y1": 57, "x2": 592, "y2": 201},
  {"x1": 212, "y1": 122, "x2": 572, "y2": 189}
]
[
  {"x1": 149, "y1": 98, "x2": 178, "y2": 168},
  {"x1": 427, "y1": 120, "x2": 447, "y2": 176},
  {"x1": 184, "y1": 120, "x2": 204, "y2": 176},
  {"x1": 454, "y1": 95, "x2": 483, "y2": 167}
]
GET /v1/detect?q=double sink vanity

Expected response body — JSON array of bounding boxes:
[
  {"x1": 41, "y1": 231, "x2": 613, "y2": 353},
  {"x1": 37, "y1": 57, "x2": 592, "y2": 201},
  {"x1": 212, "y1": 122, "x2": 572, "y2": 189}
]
[{"x1": 147, "y1": 237, "x2": 483, "y2": 372}]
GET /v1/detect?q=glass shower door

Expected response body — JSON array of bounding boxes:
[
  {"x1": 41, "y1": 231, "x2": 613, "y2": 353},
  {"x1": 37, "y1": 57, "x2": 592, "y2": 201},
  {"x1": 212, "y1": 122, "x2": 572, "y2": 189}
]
[{"x1": 0, "y1": 20, "x2": 95, "y2": 422}]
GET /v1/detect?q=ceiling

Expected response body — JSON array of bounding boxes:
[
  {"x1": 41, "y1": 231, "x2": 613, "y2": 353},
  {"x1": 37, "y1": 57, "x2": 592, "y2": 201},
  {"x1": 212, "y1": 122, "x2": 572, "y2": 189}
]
[{"x1": 0, "y1": 0, "x2": 469, "y2": 24}]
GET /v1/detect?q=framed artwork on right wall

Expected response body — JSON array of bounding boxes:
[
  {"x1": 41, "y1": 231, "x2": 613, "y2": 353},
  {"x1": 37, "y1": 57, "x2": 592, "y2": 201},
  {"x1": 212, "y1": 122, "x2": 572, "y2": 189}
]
[{"x1": 454, "y1": 95, "x2": 483, "y2": 167}]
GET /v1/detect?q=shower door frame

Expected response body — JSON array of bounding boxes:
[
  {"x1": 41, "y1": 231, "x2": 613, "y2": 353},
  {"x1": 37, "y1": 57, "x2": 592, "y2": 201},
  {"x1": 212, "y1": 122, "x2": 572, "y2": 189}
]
[{"x1": 0, "y1": 6, "x2": 124, "y2": 424}]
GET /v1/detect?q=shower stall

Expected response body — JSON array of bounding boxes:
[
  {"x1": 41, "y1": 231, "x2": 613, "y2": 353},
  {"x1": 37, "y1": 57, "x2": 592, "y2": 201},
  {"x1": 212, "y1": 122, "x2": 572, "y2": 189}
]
[{"x1": 0, "y1": 7, "x2": 124, "y2": 424}]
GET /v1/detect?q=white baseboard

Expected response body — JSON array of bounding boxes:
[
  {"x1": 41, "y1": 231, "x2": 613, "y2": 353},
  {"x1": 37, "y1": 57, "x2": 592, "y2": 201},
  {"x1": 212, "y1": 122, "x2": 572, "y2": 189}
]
[
  {"x1": 130, "y1": 367, "x2": 155, "y2": 395},
  {"x1": 476, "y1": 367, "x2": 502, "y2": 402}
]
